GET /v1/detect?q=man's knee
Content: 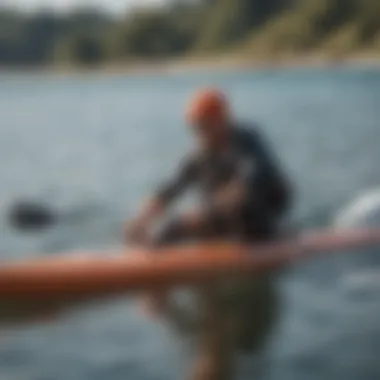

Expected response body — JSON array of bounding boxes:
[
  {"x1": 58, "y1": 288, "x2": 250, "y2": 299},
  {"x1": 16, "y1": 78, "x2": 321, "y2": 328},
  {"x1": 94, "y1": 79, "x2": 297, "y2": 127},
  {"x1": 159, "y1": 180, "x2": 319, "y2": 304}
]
[{"x1": 154, "y1": 212, "x2": 209, "y2": 246}]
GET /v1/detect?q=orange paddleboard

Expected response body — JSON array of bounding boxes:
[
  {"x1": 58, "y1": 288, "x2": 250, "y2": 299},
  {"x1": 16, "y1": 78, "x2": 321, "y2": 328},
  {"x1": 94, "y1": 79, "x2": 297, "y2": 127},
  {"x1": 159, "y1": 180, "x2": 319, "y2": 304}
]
[{"x1": 0, "y1": 227, "x2": 379, "y2": 303}]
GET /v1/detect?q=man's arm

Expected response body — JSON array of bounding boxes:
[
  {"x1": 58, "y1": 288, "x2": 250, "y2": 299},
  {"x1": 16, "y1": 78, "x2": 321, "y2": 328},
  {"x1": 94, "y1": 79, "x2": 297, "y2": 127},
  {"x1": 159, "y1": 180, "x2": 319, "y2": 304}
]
[
  {"x1": 126, "y1": 157, "x2": 198, "y2": 243},
  {"x1": 155, "y1": 157, "x2": 198, "y2": 207}
]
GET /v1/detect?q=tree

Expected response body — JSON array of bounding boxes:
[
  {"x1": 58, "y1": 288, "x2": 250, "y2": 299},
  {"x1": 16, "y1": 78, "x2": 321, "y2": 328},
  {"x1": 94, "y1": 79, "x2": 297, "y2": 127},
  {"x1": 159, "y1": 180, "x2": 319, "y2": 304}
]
[
  {"x1": 54, "y1": 33, "x2": 106, "y2": 66},
  {"x1": 111, "y1": 8, "x2": 197, "y2": 59},
  {"x1": 193, "y1": 0, "x2": 286, "y2": 51}
]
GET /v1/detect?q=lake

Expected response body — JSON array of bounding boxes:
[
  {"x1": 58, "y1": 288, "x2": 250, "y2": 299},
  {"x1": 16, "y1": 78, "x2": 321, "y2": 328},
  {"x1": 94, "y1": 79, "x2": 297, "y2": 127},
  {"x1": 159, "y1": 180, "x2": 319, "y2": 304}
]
[{"x1": 0, "y1": 66, "x2": 379, "y2": 380}]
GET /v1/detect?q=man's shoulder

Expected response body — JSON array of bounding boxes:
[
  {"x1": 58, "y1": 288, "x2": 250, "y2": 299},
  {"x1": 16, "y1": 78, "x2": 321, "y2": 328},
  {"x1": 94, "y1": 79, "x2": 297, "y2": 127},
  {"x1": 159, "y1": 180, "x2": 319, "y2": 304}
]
[{"x1": 234, "y1": 121, "x2": 263, "y2": 146}]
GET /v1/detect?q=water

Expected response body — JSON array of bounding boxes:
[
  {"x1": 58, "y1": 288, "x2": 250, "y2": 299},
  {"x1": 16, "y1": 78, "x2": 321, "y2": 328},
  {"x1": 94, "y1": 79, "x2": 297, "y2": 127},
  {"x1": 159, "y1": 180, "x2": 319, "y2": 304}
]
[{"x1": 0, "y1": 67, "x2": 379, "y2": 380}]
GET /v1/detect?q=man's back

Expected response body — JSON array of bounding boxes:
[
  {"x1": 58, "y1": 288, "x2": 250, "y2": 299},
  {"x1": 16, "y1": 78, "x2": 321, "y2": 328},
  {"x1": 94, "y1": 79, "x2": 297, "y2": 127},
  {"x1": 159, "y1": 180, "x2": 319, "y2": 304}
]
[{"x1": 158, "y1": 123, "x2": 291, "y2": 219}]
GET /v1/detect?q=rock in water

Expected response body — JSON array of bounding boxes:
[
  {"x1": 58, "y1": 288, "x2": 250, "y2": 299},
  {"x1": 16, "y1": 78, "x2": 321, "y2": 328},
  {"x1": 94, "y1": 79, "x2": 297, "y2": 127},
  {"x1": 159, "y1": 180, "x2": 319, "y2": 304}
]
[{"x1": 8, "y1": 201, "x2": 56, "y2": 231}]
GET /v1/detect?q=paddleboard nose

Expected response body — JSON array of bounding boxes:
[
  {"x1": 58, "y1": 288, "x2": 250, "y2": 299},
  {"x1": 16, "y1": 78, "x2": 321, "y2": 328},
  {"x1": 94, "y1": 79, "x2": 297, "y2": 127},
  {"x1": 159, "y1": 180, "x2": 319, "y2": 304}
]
[{"x1": 335, "y1": 189, "x2": 380, "y2": 228}]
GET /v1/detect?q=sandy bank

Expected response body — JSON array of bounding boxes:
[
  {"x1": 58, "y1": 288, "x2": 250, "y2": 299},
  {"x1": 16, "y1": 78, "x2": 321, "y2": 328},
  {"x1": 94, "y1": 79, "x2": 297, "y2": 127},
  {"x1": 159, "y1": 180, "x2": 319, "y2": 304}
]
[{"x1": 1, "y1": 53, "x2": 379, "y2": 77}]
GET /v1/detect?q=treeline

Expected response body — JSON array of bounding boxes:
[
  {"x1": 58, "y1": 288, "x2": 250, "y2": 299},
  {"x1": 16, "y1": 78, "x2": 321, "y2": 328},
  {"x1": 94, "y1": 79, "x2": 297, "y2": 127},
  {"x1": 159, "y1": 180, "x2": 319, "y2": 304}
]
[
  {"x1": 0, "y1": 2, "x2": 205, "y2": 67},
  {"x1": 0, "y1": 0, "x2": 379, "y2": 67},
  {"x1": 245, "y1": 0, "x2": 380, "y2": 58}
]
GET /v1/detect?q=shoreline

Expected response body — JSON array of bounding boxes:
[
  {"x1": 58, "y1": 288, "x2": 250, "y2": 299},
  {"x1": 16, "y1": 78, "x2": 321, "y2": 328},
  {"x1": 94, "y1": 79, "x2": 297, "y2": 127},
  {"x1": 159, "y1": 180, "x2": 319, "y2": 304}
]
[{"x1": 1, "y1": 53, "x2": 380, "y2": 77}]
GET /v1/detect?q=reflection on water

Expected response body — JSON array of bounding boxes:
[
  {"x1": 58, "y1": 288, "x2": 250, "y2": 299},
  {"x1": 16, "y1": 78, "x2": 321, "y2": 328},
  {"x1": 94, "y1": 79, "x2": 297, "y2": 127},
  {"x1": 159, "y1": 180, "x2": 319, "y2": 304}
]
[{"x1": 0, "y1": 68, "x2": 379, "y2": 379}]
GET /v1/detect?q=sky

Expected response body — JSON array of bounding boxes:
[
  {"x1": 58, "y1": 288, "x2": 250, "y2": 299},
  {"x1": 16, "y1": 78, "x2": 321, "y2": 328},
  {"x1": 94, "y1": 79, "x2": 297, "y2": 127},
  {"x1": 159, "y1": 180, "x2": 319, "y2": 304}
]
[{"x1": 0, "y1": 0, "x2": 166, "y2": 14}]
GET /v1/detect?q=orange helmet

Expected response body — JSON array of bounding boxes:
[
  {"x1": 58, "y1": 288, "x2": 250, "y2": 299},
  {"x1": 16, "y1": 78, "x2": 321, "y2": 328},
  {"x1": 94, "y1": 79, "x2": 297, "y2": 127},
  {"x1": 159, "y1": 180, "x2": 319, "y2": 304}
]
[{"x1": 187, "y1": 88, "x2": 229, "y2": 125}]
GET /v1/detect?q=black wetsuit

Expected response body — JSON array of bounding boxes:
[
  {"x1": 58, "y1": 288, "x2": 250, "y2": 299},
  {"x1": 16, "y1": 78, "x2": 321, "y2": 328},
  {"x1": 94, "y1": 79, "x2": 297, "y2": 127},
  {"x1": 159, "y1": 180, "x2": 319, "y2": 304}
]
[{"x1": 156, "y1": 124, "x2": 291, "y2": 243}]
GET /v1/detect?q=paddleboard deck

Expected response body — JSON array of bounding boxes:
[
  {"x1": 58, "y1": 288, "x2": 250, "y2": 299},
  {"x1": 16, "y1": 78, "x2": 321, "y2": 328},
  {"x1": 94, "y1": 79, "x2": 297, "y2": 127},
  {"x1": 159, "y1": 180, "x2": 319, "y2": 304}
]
[{"x1": 1, "y1": 228, "x2": 380, "y2": 299}]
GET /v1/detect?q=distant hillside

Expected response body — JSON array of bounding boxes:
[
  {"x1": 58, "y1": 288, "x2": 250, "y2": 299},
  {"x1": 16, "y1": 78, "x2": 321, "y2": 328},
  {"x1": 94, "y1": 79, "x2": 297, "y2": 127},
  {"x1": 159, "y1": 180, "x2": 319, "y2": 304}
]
[
  {"x1": 241, "y1": 0, "x2": 380, "y2": 58},
  {"x1": 192, "y1": 0, "x2": 288, "y2": 52},
  {"x1": 0, "y1": 0, "x2": 379, "y2": 67}
]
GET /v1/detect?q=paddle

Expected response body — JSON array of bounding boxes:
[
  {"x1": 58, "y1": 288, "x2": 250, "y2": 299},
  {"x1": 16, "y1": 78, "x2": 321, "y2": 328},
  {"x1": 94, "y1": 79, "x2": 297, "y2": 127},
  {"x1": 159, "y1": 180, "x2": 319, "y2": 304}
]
[{"x1": 7, "y1": 201, "x2": 58, "y2": 232}]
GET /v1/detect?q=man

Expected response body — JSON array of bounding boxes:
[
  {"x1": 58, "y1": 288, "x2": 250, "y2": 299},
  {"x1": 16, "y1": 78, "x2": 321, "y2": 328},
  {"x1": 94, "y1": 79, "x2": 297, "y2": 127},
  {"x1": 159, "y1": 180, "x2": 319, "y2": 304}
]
[{"x1": 127, "y1": 88, "x2": 291, "y2": 380}]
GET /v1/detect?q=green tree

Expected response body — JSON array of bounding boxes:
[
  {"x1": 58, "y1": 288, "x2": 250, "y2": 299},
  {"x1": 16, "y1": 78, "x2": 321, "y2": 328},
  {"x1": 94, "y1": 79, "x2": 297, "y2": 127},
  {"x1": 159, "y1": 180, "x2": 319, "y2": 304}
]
[
  {"x1": 193, "y1": 0, "x2": 286, "y2": 51},
  {"x1": 54, "y1": 33, "x2": 106, "y2": 66},
  {"x1": 110, "y1": 8, "x2": 197, "y2": 59}
]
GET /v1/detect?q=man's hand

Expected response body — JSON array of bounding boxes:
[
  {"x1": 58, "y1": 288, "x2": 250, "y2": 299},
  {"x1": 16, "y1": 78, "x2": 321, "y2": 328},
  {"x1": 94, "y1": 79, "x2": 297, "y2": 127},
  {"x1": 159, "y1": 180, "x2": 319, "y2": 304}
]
[
  {"x1": 125, "y1": 219, "x2": 150, "y2": 245},
  {"x1": 125, "y1": 198, "x2": 165, "y2": 245}
]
